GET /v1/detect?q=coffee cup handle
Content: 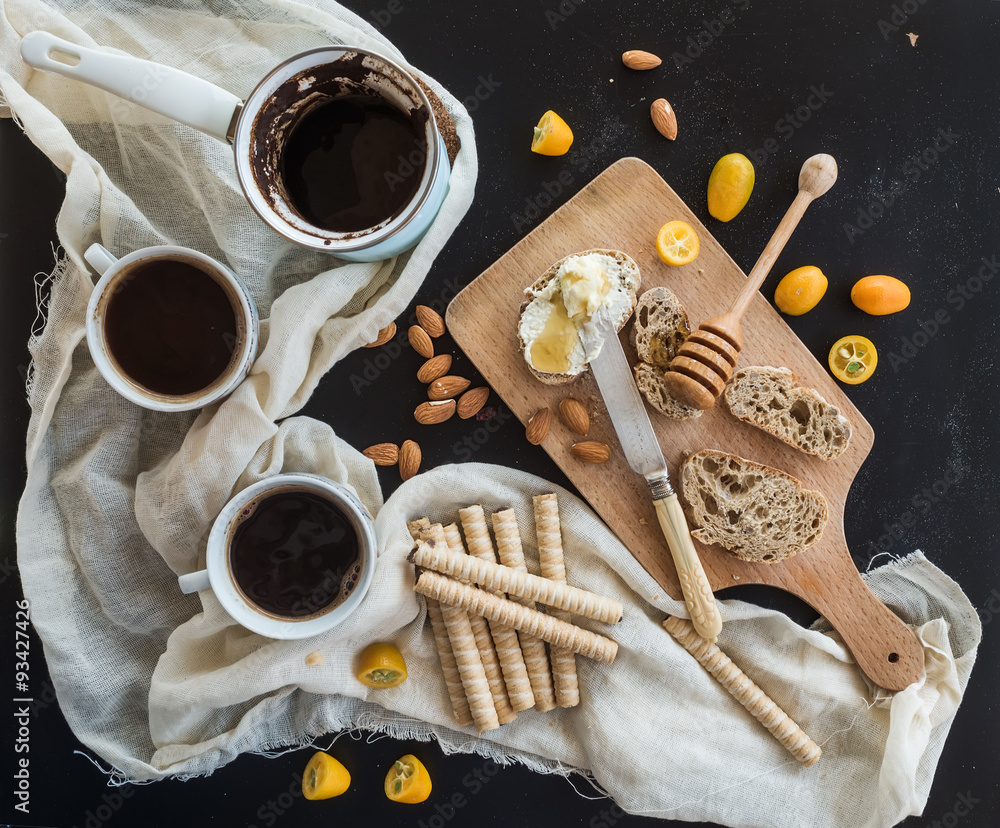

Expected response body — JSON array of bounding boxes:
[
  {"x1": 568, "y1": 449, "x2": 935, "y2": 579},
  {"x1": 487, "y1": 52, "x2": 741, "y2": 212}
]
[
  {"x1": 178, "y1": 569, "x2": 211, "y2": 594},
  {"x1": 20, "y1": 31, "x2": 241, "y2": 143},
  {"x1": 84, "y1": 243, "x2": 118, "y2": 276}
]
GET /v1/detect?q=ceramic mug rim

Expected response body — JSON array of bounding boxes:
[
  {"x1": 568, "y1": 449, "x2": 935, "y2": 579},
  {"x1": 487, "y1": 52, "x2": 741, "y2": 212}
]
[
  {"x1": 84, "y1": 244, "x2": 258, "y2": 412},
  {"x1": 201, "y1": 473, "x2": 377, "y2": 639}
]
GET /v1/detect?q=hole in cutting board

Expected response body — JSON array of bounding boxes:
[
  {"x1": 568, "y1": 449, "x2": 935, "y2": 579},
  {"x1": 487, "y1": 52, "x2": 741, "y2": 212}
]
[{"x1": 887, "y1": 652, "x2": 899, "y2": 663}]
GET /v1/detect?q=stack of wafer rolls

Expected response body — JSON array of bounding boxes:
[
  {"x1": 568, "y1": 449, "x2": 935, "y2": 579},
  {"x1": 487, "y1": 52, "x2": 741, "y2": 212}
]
[{"x1": 409, "y1": 496, "x2": 621, "y2": 732}]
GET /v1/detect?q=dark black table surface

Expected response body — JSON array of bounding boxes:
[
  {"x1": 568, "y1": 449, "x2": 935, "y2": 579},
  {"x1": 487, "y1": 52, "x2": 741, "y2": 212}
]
[{"x1": 3, "y1": 1, "x2": 999, "y2": 826}]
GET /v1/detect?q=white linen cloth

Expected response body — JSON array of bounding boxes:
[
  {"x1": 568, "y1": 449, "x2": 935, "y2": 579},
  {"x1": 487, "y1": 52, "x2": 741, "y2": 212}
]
[{"x1": 1, "y1": 3, "x2": 979, "y2": 827}]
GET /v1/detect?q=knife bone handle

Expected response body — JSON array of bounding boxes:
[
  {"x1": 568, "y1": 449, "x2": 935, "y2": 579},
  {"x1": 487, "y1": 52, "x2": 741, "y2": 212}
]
[{"x1": 650, "y1": 486, "x2": 723, "y2": 642}]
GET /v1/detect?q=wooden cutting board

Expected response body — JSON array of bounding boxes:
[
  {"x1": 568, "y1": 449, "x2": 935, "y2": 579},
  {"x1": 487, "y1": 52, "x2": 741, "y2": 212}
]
[{"x1": 446, "y1": 157, "x2": 923, "y2": 691}]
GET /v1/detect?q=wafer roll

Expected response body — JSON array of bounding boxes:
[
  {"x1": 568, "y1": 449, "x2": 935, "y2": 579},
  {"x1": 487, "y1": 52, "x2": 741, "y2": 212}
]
[
  {"x1": 459, "y1": 505, "x2": 535, "y2": 712},
  {"x1": 419, "y1": 523, "x2": 499, "y2": 732},
  {"x1": 414, "y1": 568, "x2": 618, "y2": 664},
  {"x1": 443, "y1": 523, "x2": 516, "y2": 725},
  {"x1": 491, "y1": 509, "x2": 556, "y2": 712},
  {"x1": 663, "y1": 616, "x2": 821, "y2": 767},
  {"x1": 407, "y1": 519, "x2": 472, "y2": 727},
  {"x1": 409, "y1": 537, "x2": 623, "y2": 624},
  {"x1": 534, "y1": 494, "x2": 580, "y2": 708}
]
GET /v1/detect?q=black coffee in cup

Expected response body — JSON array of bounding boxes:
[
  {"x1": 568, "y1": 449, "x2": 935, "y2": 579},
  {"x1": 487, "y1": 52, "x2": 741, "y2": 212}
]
[
  {"x1": 103, "y1": 257, "x2": 240, "y2": 396},
  {"x1": 228, "y1": 487, "x2": 363, "y2": 619}
]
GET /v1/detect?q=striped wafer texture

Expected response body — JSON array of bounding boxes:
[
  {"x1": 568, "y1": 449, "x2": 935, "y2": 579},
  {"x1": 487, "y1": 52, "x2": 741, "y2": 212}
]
[
  {"x1": 441, "y1": 602, "x2": 500, "y2": 732},
  {"x1": 663, "y1": 616, "x2": 821, "y2": 767},
  {"x1": 409, "y1": 538, "x2": 623, "y2": 624},
  {"x1": 414, "y1": 569, "x2": 618, "y2": 664},
  {"x1": 408, "y1": 518, "x2": 473, "y2": 727},
  {"x1": 492, "y1": 508, "x2": 556, "y2": 713},
  {"x1": 442, "y1": 523, "x2": 516, "y2": 725},
  {"x1": 456, "y1": 506, "x2": 535, "y2": 712},
  {"x1": 534, "y1": 493, "x2": 580, "y2": 709}
]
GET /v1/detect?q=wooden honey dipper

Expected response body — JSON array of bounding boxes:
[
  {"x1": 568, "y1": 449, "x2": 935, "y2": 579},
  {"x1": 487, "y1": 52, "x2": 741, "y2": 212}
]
[{"x1": 663, "y1": 154, "x2": 839, "y2": 409}]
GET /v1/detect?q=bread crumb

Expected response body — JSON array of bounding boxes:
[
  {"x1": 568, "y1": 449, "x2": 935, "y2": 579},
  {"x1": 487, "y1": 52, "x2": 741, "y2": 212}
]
[
  {"x1": 652, "y1": 594, "x2": 660, "y2": 600},
  {"x1": 305, "y1": 650, "x2": 325, "y2": 666},
  {"x1": 733, "y1": 575, "x2": 740, "y2": 581},
  {"x1": 639, "y1": 517, "x2": 648, "y2": 525},
  {"x1": 907, "y1": 32, "x2": 918, "y2": 46}
]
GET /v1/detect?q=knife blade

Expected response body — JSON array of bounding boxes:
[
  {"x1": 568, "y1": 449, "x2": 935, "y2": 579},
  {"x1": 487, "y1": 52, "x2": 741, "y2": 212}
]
[{"x1": 582, "y1": 317, "x2": 723, "y2": 641}]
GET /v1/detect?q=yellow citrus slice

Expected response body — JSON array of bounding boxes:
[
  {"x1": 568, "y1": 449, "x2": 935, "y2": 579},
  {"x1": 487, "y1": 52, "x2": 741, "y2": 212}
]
[
  {"x1": 851, "y1": 275, "x2": 911, "y2": 315},
  {"x1": 356, "y1": 642, "x2": 408, "y2": 688},
  {"x1": 656, "y1": 220, "x2": 700, "y2": 266},
  {"x1": 707, "y1": 153, "x2": 755, "y2": 221},
  {"x1": 531, "y1": 110, "x2": 574, "y2": 156},
  {"x1": 385, "y1": 754, "x2": 432, "y2": 804},
  {"x1": 302, "y1": 751, "x2": 351, "y2": 800},
  {"x1": 774, "y1": 266, "x2": 828, "y2": 315},
  {"x1": 828, "y1": 335, "x2": 878, "y2": 384}
]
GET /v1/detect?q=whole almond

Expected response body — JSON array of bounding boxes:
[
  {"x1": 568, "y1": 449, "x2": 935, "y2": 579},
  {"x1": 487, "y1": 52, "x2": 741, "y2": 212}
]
[
  {"x1": 362, "y1": 442, "x2": 399, "y2": 466},
  {"x1": 415, "y1": 399, "x2": 457, "y2": 425},
  {"x1": 416, "y1": 305, "x2": 446, "y2": 338},
  {"x1": 559, "y1": 398, "x2": 590, "y2": 435},
  {"x1": 525, "y1": 407, "x2": 551, "y2": 445},
  {"x1": 428, "y1": 375, "x2": 471, "y2": 401},
  {"x1": 622, "y1": 49, "x2": 662, "y2": 70},
  {"x1": 399, "y1": 440, "x2": 421, "y2": 480},
  {"x1": 457, "y1": 387, "x2": 490, "y2": 419},
  {"x1": 408, "y1": 325, "x2": 434, "y2": 358},
  {"x1": 417, "y1": 354, "x2": 453, "y2": 383},
  {"x1": 650, "y1": 98, "x2": 678, "y2": 141},
  {"x1": 364, "y1": 322, "x2": 396, "y2": 348},
  {"x1": 571, "y1": 441, "x2": 611, "y2": 464}
]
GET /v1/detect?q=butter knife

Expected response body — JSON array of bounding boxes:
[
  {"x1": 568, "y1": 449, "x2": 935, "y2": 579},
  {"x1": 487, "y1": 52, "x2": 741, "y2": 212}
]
[{"x1": 581, "y1": 317, "x2": 722, "y2": 641}]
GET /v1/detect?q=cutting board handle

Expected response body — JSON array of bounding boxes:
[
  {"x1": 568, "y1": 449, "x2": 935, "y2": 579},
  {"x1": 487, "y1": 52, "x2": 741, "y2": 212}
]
[{"x1": 803, "y1": 552, "x2": 924, "y2": 691}]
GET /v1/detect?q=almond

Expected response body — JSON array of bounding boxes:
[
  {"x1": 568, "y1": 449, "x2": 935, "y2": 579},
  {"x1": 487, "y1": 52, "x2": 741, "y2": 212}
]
[
  {"x1": 417, "y1": 354, "x2": 452, "y2": 383},
  {"x1": 399, "y1": 440, "x2": 421, "y2": 480},
  {"x1": 457, "y1": 386, "x2": 490, "y2": 419},
  {"x1": 362, "y1": 442, "x2": 399, "y2": 466},
  {"x1": 650, "y1": 98, "x2": 677, "y2": 141},
  {"x1": 622, "y1": 49, "x2": 662, "y2": 70},
  {"x1": 414, "y1": 399, "x2": 457, "y2": 425},
  {"x1": 571, "y1": 441, "x2": 611, "y2": 464},
  {"x1": 525, "y1": 407, "x2": 551, "y2": 445},
  {"x1": 416, "y1": 305, "x2": 446, "y2": 338},
  {"x1": 559, "y1": 398, "x2": 590, "y2": 435},
  {"x1": 364, "y1": 322, "x2": 396, "y2": 348},
  {"x1": 428, "y1": 375, "x2": 471, "y2": 401},
  {"x1": 408, "y1": 325, "x2": 434, "y2": 358}
]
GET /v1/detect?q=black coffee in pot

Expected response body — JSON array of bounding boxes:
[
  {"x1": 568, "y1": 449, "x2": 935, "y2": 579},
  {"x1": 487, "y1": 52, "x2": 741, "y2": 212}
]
[{"x1": 279, "y1": 94, "x2": 427, "y2": 233}]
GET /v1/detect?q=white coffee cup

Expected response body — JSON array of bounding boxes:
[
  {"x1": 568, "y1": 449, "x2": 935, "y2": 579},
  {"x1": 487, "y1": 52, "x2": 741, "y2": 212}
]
[
  {"x1": 84, "y1": 242, "x2": 258, "y2": 412},
  {"x1": 178, "y1": 473, "x2": 377, "y2": 639}
]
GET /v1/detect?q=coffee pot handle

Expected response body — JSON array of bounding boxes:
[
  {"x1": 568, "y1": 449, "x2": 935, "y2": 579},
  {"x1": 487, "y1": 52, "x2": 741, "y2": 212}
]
[{"x1": 20, "y1": 31, "x2": 241, "y2": 143}]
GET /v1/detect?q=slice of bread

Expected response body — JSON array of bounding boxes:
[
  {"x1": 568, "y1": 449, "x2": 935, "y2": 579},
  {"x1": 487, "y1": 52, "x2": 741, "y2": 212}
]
[
  {"x1": 629, "y1": 287, "x2": 700, "y2": 419},
  {"x1": 632, "y1": 286, "x2": 690, "y2": 370},
  {"x1": 518, "y1": 249, "x2": 640, "y2": 385},
  {"x1": 724, "y1": 366, "x2": 852, "y2": 460},
  {"x1": 679, "y1": 449, "x2": 829, "y2": 563},
  {"x1": 634, "y1": 362, "x2": 701, "y2": 420}
]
